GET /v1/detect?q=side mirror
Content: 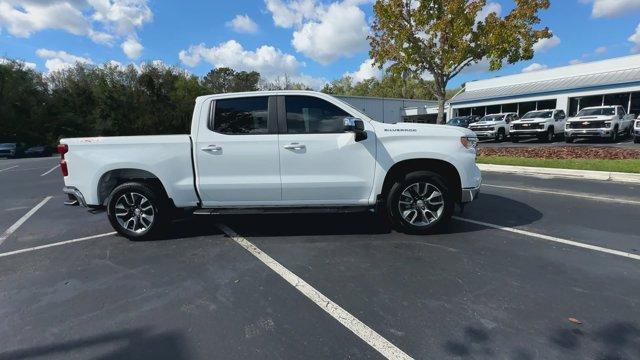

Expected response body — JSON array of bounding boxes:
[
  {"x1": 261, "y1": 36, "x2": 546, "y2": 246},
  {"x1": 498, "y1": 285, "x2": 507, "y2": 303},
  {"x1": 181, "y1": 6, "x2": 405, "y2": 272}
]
[{"x1": 344, "y1": 117, "x2": 367, "y2": 142}]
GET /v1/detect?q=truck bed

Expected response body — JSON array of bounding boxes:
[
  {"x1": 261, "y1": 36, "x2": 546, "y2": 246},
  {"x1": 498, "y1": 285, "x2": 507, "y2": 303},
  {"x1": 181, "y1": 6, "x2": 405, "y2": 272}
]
[{"x1": 61, "y1": 135, "x2": 199, "y2": 207}]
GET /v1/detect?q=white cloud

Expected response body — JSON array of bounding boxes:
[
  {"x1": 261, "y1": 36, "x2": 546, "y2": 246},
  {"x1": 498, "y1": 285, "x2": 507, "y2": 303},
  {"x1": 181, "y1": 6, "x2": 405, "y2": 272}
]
[
  {"x1": 581, "y1": 0, "x2": 640, "y2": 18},
  {"x1": 121, "y1": 37, "x2": 143, "y2": 59},
  {"x1": 522, "y1": 63, "x2": 548, "y2": 73},
  {"x1": 0, "y1": 57, "x2": 37, "y2": 69},
  {"x1": 595, "y1": 46, "x2": 607, "y2": 54},
  {"x1": 179, "y1": 40, "x2": 302, "y2": 78},
  {"x1": 226, "y1": 14, "x2": 259, "y2": 34},
  {"x1": 36, "y1": 48, "x2": 93, "y2": 73},
  {"x1": 461, "y1": 58, "x2": 491, "y2": 74},
  {"x1": 569, "y1": 59, "x2": 584, "y2": 65},
  {"x1": 630, "y1": 23, "x2": 640, "y2": 53},
  {"x1": 291, "y1": 1, "x2": 369, "y2": 64},
  {"x1": 344, "y1": 59, "x2": 383, "y2": 82},
  {"x1": 533, "y1": 35, "x2": 561, "y2": 53},
  {"x1": 0, "y1": 0, "x2": 152, "y2": 58},
  {"x1": 476, "y1": 2, "x2": 502, "y2": 22},
  {"x1": 264, "y1": 0, "x2": 318, "y2": 28}
]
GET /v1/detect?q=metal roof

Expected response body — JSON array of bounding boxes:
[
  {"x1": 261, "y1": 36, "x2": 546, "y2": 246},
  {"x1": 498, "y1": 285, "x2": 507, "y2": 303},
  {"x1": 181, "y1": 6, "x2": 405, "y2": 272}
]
[{"x1": 450, "y1": 66, "x2": 640, "y2": 104}]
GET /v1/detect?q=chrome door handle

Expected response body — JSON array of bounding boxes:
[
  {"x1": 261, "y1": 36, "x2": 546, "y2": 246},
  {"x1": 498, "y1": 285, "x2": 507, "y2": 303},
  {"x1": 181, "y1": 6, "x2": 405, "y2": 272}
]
[
  {"x1": 283, "y1": 143, "x2": 306, "y2": 150},
  {"x1": 202, "y1": 145, "x2": 222, "y2": 152}
]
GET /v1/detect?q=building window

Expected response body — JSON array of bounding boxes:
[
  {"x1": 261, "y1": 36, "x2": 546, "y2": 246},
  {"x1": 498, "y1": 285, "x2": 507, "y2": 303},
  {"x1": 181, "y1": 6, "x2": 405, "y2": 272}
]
[
  {"x1": 518, "y1": 101, "x2": 536, "y2": 117},
  {"x1": 471, "y1": 106, "x2": 486, "y2": 116},
  {"x1": 502, "y1": 103, "x2": 518, "y2": 113},
  {"x1": 537, "y1": 99, "x2": 557, "y2": 110},
  {"x1": 456, "y1": 108, "x2": 471, "y2": 116},
  {"x1": 580, "y1": 95, "x2": 604, "y2": 109},
  {"x1": 486, "y1": 105, "x2": 501, "y2": 114},
  {"x1": 569, "y1": 98, "x2": 580, "y2": 116},
  {"x1": 630, "y1": 92, "x2": 640, "y2": 117},
  {"x1": 603, "y1": 93, "x2": 631, "y2": 111}
]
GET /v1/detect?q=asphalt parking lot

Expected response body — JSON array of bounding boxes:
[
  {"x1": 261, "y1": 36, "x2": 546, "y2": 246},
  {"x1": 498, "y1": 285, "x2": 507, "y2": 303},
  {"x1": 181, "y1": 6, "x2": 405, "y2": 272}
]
[{"x1": 1, "y1": 156, "x2": 639, "y2": 359}]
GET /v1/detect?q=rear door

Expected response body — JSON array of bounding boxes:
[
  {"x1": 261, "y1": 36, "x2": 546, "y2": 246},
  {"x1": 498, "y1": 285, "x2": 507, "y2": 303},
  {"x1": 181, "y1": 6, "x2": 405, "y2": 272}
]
[
  {"x1": 195, "y1": 96, "x2": 281, "y2": 206},
  {"x1": 277, "y1": 95, "x2": 376, "y2": 205}
]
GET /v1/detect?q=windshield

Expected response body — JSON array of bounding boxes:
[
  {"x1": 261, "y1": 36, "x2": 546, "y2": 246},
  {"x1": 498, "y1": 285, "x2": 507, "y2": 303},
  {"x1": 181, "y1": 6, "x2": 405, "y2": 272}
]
[
  {"x1": 577, "y1": 107, "x2": 615, "y2": 116},
  {"x1": 447, "y1": 118, "x2": 467, "y2": 126},
  {"x1": 480, "y1": 115, "x2": 503, "y2": 122},
  {"x1": 522, "y1": 111, "x2": 552, "y2": 119}
]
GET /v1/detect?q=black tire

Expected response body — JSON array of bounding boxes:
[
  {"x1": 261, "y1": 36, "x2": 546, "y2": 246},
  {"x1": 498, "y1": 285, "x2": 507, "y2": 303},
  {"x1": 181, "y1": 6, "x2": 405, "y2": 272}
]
[
  {"x1": 511, "y1": 136, "x2": 520, "y2": 143},
  {"x1": 635, "y1": 136, "x2": 640, "y2": 144},
  {"x1": 107, "y1": 182, "x2": 170, "y2": 241},
  {"x1": 495, "y1": 129, "x2": 506, "y2": 143},
  {"x1": 565, "y1": 137, "x2": 574, "y2": 143},
  {"x1": 386, "y1": 171, "x2": 454, "y2": 235},
  {"x1": 545, "y1": 127, "x2": 555, "y2": 143},
  {"x1": 610, "y1": 126, "x2": 618, "y2": 143}
]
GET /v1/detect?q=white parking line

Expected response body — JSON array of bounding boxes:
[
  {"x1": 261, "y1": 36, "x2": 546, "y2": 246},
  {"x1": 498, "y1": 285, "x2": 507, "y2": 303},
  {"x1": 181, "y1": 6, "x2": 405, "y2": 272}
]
[
  {"x1": 483, "y1": 183, "x2": 640, "y2": 206},
  {"x1": 40, "y1": 164, "x2": 60, "y2": 177},
  {"x1": 216, "y1": 223, "x2": 413, "y2": 360},
  {"x1": 0, "y1": 165, "x2": 18, "y2": 173},
  {"x1": 0, "y1": 196, "x2": 53, "y2": 246},
  {"x1": 454, "y1": 216, "x2": 640, "y2": 261},
  {"x1": 0, "y1": 232, "x2": 116, "y2": 258}
]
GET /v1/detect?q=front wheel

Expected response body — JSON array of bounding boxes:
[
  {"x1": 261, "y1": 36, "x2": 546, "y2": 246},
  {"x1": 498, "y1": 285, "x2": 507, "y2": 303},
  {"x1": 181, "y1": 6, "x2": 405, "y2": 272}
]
[
  {"x1": 386, "y1": 171, "x2": 454, "y2": 235},
  {"x1": 609, "y1": 127, "x2": 618, "y2": 143},
  {"x1": 107, "y1": 182, "x2": 169, "y2": 241},
  {"x1": 495, "y1": 129, "x2": 506, "y2": 143}
]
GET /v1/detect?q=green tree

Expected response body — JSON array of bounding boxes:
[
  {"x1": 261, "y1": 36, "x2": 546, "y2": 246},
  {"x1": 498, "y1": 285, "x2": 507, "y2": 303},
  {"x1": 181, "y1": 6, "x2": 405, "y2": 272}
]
[
  {"x1": 369, "y1": 0, "x2": 551, "y2": 123},
  {"x1": 202, "y1": 67, "x2": 261, "y2": 93}
]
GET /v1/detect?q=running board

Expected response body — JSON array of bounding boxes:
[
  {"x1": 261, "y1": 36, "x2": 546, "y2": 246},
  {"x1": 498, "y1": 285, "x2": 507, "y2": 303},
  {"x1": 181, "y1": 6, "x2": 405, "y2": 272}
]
[{"x1": 193, "y1": 206, "x2": 371, "y2": 216}]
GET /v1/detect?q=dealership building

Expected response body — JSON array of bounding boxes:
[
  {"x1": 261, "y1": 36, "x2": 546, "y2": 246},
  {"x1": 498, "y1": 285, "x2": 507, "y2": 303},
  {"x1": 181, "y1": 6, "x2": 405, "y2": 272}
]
[{"x1": 448, "y1": 54, "x2": 640, "y2": 119}]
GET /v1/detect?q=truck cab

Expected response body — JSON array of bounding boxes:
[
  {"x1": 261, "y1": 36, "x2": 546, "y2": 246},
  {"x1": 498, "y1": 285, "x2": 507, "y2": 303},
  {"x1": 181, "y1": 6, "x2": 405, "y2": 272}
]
[
  {"x1": 468, "y1": 113, "x2": 517, "y2": 142},
  {"x1": 510, "y1": 109, "x2": 566, "y2": 143}
]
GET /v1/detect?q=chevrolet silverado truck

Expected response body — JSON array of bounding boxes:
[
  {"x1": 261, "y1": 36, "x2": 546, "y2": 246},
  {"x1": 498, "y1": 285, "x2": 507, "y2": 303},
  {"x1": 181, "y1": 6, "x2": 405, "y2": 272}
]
[
  {"x1": 510, "y1": 109, "x2": 566, "y2": 143},
  {"x1": 565, "y1": 105, "x2": 635, "y2": 143},
  {"x1": 468, "y1": 113, "x2": 517, "y2": 142},
  {"x1": 59, "y1": 91, "x2": 481, "y2": 240}
]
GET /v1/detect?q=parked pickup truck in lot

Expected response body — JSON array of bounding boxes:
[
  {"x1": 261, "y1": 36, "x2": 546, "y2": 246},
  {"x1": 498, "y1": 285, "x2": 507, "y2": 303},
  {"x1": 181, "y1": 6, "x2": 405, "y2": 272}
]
[
  {"x1": 510, "y1": 109, "x2": 566, "y2": 143},
  {"x1": 565, "y1": 105, "x2": 635, "y2": 143},
  {"x1": 59, "y1": 91, "x2": 482, "y2": 240},
  {"x1": 468, "y1": 113, "x2": 517, "y2": 142}
]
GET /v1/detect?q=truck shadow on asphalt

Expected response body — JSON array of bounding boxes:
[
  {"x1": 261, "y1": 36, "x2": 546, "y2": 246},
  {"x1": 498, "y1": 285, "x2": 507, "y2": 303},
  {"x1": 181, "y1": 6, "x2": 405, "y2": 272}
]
[
  {"x1": 443, "y1": 321, "x2": 640, "y2": 359},
  {"x1": 0, "y1": 328, "x2": 189, "y2": 360},
  {"x1": 155, "y1": 194, "x2": 542, "y2": 240}
]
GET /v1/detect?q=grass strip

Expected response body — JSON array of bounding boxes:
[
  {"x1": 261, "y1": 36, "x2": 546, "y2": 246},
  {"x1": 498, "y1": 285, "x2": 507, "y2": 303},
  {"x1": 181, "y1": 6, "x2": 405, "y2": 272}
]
[{"x1": 477, "y1": 156, "x2": 640, "y2": 174}]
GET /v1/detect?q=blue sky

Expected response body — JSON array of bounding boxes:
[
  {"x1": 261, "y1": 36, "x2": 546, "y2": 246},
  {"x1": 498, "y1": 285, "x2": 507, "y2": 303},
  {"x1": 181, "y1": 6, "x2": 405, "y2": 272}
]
[{"x1": 1, "y1": 0, "x2": 640, "y2": 89}]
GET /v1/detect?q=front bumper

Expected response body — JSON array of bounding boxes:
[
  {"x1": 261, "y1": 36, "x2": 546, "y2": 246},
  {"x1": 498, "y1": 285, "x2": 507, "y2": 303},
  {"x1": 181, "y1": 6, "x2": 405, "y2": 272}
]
[
  {"x1": 510, "y1": 128, "x2": 546, "y2": 137},
  {"x1": 472, "y1": 130, "x2": 496, "y2": 139},
  {"x1": 461, "y1": 186, "x2": 480, "y2": 203},
  {"x1": 63, "y1": 186, "x2": 87, "y2": 207},
  {"x1": 565, "y1": 128, "x2": 612, "y2": 138}
]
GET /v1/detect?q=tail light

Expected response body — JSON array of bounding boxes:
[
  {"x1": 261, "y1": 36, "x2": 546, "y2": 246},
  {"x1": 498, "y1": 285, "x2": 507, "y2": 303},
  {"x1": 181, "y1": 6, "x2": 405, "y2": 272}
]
[{"x1": 58, "y1": 144, "x2": 69, "y2": 177}]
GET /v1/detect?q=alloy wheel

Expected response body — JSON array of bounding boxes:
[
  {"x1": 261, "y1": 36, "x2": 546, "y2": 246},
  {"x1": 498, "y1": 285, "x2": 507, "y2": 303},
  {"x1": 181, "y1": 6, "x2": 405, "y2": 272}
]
[
  {"x1": 398, "y1": 182, "x2": 445, "y2": 227},
  {"x1": 115, "y1": 192, "x2": 155, "y2": 234}
]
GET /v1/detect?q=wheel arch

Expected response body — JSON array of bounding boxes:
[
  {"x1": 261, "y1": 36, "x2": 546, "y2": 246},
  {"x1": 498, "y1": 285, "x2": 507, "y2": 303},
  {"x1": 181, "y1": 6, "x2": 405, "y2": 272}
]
[
  {"x1": 97, "y1": 168, "x2": 170, "y2": 206},
  {"x1": 380, "y1": 159, "x2": 462, "y2": 203}
]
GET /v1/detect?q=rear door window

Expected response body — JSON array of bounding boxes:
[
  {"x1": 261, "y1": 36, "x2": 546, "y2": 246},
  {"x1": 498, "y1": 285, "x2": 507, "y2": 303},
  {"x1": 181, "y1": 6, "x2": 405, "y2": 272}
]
[{"x1": 213, "y1": 97, "x2": 269, "y2": 135}]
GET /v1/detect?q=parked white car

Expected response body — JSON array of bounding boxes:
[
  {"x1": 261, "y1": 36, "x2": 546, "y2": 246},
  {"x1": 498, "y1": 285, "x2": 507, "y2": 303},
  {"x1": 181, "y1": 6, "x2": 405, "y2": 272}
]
[
  {"x1": 565, "y1": 105, "x2": 635, "y2": 143},
  {"x1": 634, "y1": 116, "x2": 640, "y2": 144},
  {"x1": 510, "y1": 109, "x2": 566, "y2": 143},
  {"x1": 468, "y1": 113, "x2": 517, "y2": 142},
  {"x1": 59, "y1": 91, "x2": 482, "y2": 240}
]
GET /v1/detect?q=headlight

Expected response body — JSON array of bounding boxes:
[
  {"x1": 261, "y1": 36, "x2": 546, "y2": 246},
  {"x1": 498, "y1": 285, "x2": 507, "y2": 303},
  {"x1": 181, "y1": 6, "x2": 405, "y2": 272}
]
[
  {"x1": 604, "y1": 121, "x2": 612, "y2": 128},
  {"x1": 461, "y1": 136, "x2": 478, "y2": 149},
  {"x1": 635, "y1": 120, "x2": 640, "y2": 128}
]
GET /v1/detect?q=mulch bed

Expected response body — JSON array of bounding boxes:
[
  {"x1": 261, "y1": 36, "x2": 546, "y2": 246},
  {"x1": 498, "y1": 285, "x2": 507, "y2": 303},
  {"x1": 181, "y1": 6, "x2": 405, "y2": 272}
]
[{"x1": 478, "y1": 146, "x2": 640, "y2": 160}]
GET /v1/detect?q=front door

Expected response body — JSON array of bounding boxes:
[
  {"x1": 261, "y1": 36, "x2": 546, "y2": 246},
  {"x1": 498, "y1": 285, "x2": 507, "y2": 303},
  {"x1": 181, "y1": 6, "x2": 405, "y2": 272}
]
[
  {"x1": 195, "y1": 96, "x2": 281, "y2": 206},
  {"x1": 277, "y1": 95, "x2": 376, "y2": 205}
]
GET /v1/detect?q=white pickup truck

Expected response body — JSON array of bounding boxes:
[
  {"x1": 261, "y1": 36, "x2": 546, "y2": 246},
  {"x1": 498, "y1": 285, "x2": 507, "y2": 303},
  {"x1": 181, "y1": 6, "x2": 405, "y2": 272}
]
[
  {"x1": 510, "y1": 109, "x2": 566, "y2": 143},
  {"x1": 565, "y1": 105, "x2": 635, "y2": 143},
  {"x1": 59, "y1": 91, "x2": 481, "y2": 240},
  {"x1": 468, "y1": 113, "x2": 517, "y2": 142}
]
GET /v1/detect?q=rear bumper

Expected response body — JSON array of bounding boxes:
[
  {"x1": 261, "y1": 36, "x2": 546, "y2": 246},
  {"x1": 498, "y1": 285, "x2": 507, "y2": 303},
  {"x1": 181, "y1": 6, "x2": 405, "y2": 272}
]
[
  {"x1": 63, "y1": 186, "x2": 87, "y2": 207},
  {"x1": 461, "y1": 186, "x2": 480, "y2": 203}
]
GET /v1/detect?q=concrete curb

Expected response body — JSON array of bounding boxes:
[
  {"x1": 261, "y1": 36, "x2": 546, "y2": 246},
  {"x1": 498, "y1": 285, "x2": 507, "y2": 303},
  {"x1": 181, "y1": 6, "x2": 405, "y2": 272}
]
[{"x1": 478, "y1": 164, "x2": 640, "y2": 184}]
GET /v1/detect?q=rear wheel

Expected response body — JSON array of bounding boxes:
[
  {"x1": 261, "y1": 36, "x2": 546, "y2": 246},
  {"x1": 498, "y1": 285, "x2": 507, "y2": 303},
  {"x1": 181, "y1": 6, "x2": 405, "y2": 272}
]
[
  {"x1": 107, "y1": 182, "x2": 169, "y2": 241},
  {"x1": 386, "y1": 171, "x2": 454, "y2": 235}
]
